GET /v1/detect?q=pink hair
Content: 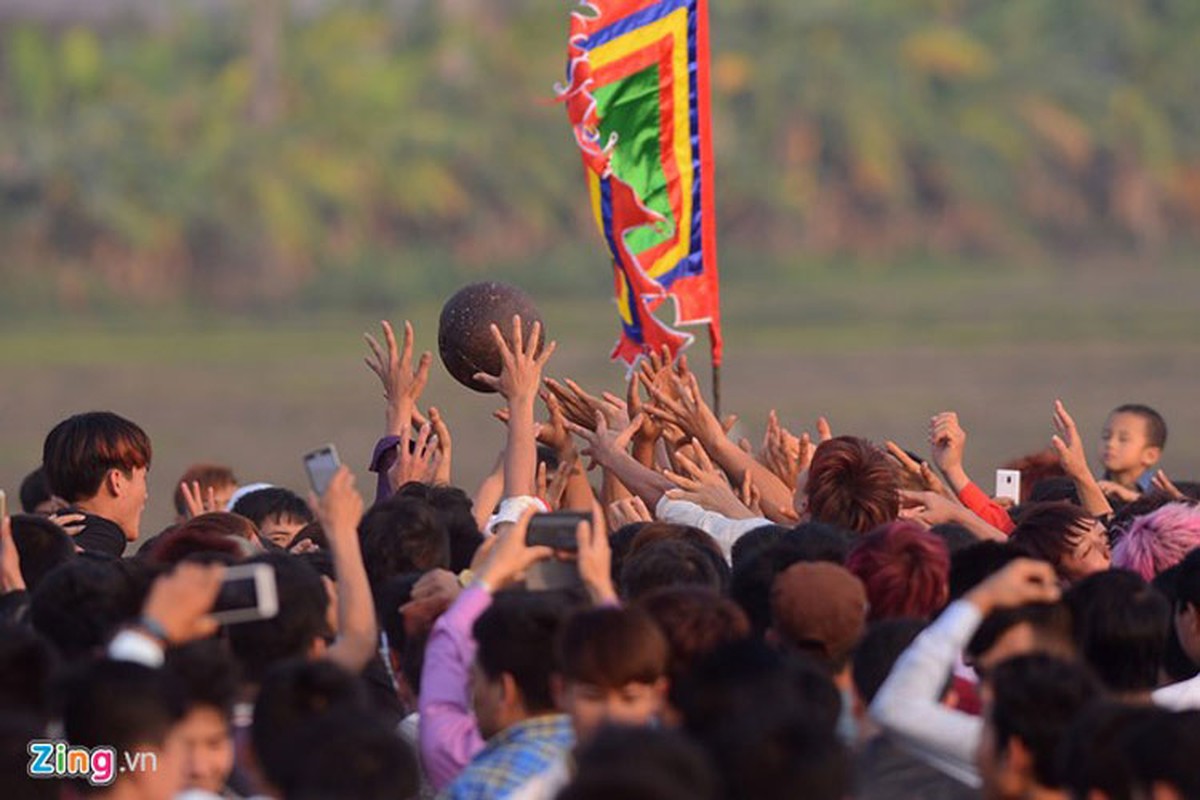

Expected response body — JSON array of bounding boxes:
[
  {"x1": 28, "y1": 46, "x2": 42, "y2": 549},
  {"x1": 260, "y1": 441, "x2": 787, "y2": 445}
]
[{"x1": 1112, "y1": 502, "x2": 1200, "y2": 581}]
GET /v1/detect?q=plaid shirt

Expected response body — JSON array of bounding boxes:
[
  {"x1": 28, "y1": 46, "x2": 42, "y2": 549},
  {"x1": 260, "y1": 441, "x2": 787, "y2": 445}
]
[{"x1": 439, "y1": 714, "x2": 574, "y2": 800}]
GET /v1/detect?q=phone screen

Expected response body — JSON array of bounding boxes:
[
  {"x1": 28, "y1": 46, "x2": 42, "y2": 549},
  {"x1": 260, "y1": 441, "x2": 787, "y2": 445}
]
[
  {"x1": 212, "y1": 564, "x2": 278, "y2": 624},
  {"x1": 303, "y1": 445, "x2": 341, "y2": 496}
]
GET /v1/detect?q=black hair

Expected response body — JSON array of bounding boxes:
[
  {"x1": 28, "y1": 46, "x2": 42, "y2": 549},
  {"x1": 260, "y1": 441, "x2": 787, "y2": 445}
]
[
  {"x1": 164, "y1": 640, "x2": 241, "y2": 720},
  {"x1": 19, "y1": 467, "x2": 53, "y2": 514},
  {"x1": 0, "y1": 625, "x2": 59, "y2": 721},
  {"x1": 609, "y1": 522, "x2": 647, "y2": 585},
  {"x1": 226, "y1": 553, "x2": 330, "y2": 684},
  {"x1": 0, "y1": 714, "x2": 58, "y2": 800},
  {"x1": 41, "y1": 411, "x2": 152, "y2": 503},
  {"x1": 783, "y1": 521, "x2": 855, "y2": 564},
  {"x1": 965, "y1": 602, "x2": 1074, "y2": 664},
  {"x1": 558, "y1": 725, "x2": 717, "y2": 800},
  {"x1": 357, "y1": 495, "x2": 450, "y2": 587},
  {"x1": 729, "y1": 524, "x2": 789, "y2": 570},
  {"x1": 707, "y1": 712, "x2": 849, "y2": 800},
  {"x1": 1027, "y1": 477, "x2": 1080, "y2": 506},
  {"x1": 374, "y1": 572, "x2": 427, "y2": 693},
  {"x1": 472, "y1": 590, "x2": 572, "y2": 714},
  {"x1": 1009, "y1": 502, "x2": 1095, "y2": 575},
  {"x1": 1063, "y1": 570, "x2": 1171, "y2": 693},
  {"x1": 30, "y1": 554, "x2": 152, "y2": 661},
  {"x1": 1172, "y1": 546, "x2": 1200, "y2": 613},
  {"x1": 989, "y1": 654, "x2": 1102, "y2": 789},
  {"x1": 252, "y1": 659, "x2": 369, "y2": 790},
  {"x1": 948, "y1": 541, "x2": 1027, "y2": 601},
  {"x1": 394, "y1": 481, "x2": 484, "y2": 572},
  {"x1": 10, "y1": 514, "x2": 75, "y2": 592},
  {"x1": 230, "y1": 487, "x2": 313, "y2": 529},
  {"x1": 1111, "y1": 404, "x2": 1167, "y2": 449},
  {"x1": 929, "y1": 523, "x2": 979, "y2": 556},
  {"x1": 1057, "y1": 702, "x2": 1161, "y2": 800},
  {"x1": 851, "y1": 619, "x2": 927, "y2": 705},
  {"x1": 731, "y1": 533, "x2": 847, "y2": 636},
  {"x1": 1151, "y1": 560, "x2": 1199, "y2": 682},
  {"x1": 273, "y1": 707, "x2": 420, "y2": 800},
  {"x1": 1118, "y1": 709, "x2": 1200, "y2": 798},
  {"x1": 620, "y1": 538, "x2": 725, "y2": 602}
]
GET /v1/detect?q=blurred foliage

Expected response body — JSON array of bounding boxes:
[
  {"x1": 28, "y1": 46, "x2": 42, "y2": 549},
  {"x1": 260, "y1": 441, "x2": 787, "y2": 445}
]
[{"x1": 2, "y1": 0, "x2": 1200, "y2": 311}]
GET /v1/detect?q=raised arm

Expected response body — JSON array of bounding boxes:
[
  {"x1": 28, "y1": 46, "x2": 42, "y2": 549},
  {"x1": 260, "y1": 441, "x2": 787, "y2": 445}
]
[
  {"x1": 1051, "y1": 400, "x2": 1113, "y2": 519},
  {"x1": 317, "y1": 466, "x2": 377, "y2": 674}
]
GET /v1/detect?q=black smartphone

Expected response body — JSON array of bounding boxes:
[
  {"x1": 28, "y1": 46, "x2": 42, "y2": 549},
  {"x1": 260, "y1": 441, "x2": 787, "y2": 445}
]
[{"x1": 525, "y1": 511, "x2": 591, "y2": 552}]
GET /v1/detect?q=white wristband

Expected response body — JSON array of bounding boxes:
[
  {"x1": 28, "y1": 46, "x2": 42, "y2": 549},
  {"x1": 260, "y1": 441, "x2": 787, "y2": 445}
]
[{"x1": 484, "y1": 495, "x2": 550, "y2": 536}]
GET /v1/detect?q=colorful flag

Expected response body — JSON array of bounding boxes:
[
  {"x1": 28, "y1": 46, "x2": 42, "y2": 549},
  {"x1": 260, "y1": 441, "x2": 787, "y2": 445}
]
[{"x1": 559, "y1": 0, "x2": 722, "y2": 366}]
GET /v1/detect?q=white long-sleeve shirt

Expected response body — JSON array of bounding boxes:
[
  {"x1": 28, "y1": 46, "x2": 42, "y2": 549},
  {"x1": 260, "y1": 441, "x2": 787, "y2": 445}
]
[
  {"x1": 1153, "y1": 673, "x2": 1200, "y2": 711},
  {"x1": 654, "y1": 496, "x2": 772, "y2": 563}
]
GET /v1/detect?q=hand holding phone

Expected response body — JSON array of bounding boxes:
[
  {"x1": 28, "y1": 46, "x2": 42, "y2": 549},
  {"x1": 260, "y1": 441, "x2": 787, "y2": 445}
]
[
  {"x1": 995, "y1": 469, "x2": 1021, "y2": 504},
  {"x1": 303, "y1": 445, "x2": 341, "y2": 496},
  {"x1": 525, "y1": 511, "x2": 590, "y2": 552},
  {"x1": 211, "y1": 563, "x2": 279, "y2": 624}
]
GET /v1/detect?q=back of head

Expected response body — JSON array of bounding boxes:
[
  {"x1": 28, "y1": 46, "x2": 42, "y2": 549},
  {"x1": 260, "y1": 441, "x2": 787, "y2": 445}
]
[
  {"x1": 729, "y1": 524, "x2": 789, "y2": 570},
  {"x1": 630, "y1": 522, "x2": 728, "y2": 580},
  {"x1": 172, "y1": 464, "x2": 237, "y2": 518},
  {"x1": 1027, "y1": 477, "x2": 1081, "y2": 506},
  {"x1": 42, "y1": 411, "x2": 152, "y2": 503},
  {"x1": 949, "y1": 541, "x2": 1028, "y2": 600},
  {"x1": 164, "y1": 640, "x2": 240, "y2": 720},
  {"x1": 731, "y1": 533, "x2": 844, "y2": 637},
  {"x1": 0, "y1": 624, "x2": 59, "y2": 722},
  {"x1": 273, "y1": 707, "x2": 419, "y2": 800},
  {"x1": 1112, "y1": 403, "x2": 1167, "y2": 450},
  {"x1": 557, "y1": 606, "x2": 669, "y2": 689},
  {"x1": 620, "y1": 538, "x2": 726, "y2": 601},
  {"x1": 473, "y1": 590, "x2": 574, "y2": 715},
  {"x1": 558, "y1": 725, "x2": 717, "y2": 800},
  {"x1": 847, "y1": 521, "x2": 949, "y2": 621},
  {"x1": 252, "y1": 659, "x2": 368, "y2": 790},
  {"x1": 1112, "y1": 501, "x2": 1200, "y2": 581},
  {"x1": 0, "y1": 714, "x2": 59, "y2": 800},
  {"x1": 19, "y1": 466, "x2": 56, "y2": 514},
  {"x1": 770, "y1": 561, "x2": 867, "y2": 672},
  {"x1": 965, "y1": 602, "x2": 1075, "y2": 672},
  {"x1": 1118, "y1": 709, "x2": 1200, "y2": 799},
  {"x1": 31, "y1": 555, "x2": 150, "y2": 661},
  {"x1": 394, "y1": 481, "x2": 483, "y2": 571},
  {"x1": 1057, "y1": 702, "x2": 1162, "y2": 800},
  {"x1": 144, "y1": 521, "x2": 248, "y2": 566},
  {"x1": 988, "y1": 654, "x2": 1102, "y2": 791},
  {"x1": 708, "y1": 710, "x2": 849, "y2": 800},
  {"x1": 851, "y1": 619, "x2": 927, "y2": 705},
  {"x1": 805, "y1": 437, "x2": 899, "y2": 534},
  {"x1": 10, "y1": 514, "x2": 75, "y2": 591},
  {"x1": 637, "y1": 586, "x2": 750, "y2": 685},
  {"x1": 226, "y1": 553, "x2": 330, "y2": 684},
  {"x1": 1063, "y1": 570, "x2": 1171, "y2": 694},
  {"x1": 357, "y1": 494, "x2": 450, "y2": 586}
]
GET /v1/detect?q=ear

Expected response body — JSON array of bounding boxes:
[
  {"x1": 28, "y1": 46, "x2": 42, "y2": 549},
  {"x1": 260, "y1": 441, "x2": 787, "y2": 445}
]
[
  {"x1": 1007, "y1": 736, "x2": 1034, "y2": 780},
  {"x1": 103, "y1": 468, "x2": 124, "y2": 499},
  {"x1": 499, "y1": 672, "x2": 526, "y2": 717},
  {"x1": 1142, "y1": 446, "x2": 1162, "y2": 468}
]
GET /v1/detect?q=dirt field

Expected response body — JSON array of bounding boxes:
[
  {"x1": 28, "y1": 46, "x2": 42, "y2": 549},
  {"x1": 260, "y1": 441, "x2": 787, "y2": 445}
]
[{"x1": 2, "y1": 261, "x2": 1198, "y2": 538}]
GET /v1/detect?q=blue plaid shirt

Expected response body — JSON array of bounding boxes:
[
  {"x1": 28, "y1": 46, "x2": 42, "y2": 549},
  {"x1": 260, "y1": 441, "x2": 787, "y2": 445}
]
[{"x1": 439, "y1": 714, "x2": 574, "y2": 800}]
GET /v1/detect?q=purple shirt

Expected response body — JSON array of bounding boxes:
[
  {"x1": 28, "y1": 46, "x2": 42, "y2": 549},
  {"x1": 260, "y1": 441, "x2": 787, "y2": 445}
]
[{"x1": 368, "y1": 435, "x2": 403, "y2": 504}]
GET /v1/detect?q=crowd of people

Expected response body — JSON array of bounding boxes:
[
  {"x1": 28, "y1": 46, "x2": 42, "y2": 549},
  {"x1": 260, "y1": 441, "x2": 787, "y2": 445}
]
[{"x1": 3, "y1": 315, "x2": 1199, "y2": 800}]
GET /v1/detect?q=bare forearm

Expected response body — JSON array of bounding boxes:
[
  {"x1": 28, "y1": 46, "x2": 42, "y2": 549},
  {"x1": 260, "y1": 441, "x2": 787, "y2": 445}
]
[
  {"x1": 953, "y1": 506, "x2": 1008, "y2": 543},
  {"x1": 707, "y1": 436, "x2": 794, "y2": 514},
  {"x1": 939, "y1": 464, "x2": 972, "y2": 496},
  {"x1": 504, "y1": 396, "x2": 538, "y2": 498},
  {"x1": 324, "y1": 527, "x2": 378, "y2": 673},
  {"x1": 1073, "y1": 474, "x2": 1114, "y2": 519},
  {"x1": 599, "y1": 451, "x2": 673, "y2": 508}
]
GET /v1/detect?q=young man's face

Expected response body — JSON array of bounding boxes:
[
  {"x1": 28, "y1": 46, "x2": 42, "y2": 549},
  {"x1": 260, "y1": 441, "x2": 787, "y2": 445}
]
[
  {"x1": 558, "y1": 679, "x2": 666, "y2": 742},
  {"x1": 260, "y1": 513, "x2": 307, "y2": 549},
  {"x1": 122, "y1": 730, "x2": 187, "y2": 800},
  {"x1": 1059, "y1": 519, "x2": 1112, "y2": 583},
  {"x1": 1100, "y1": 412, "x2": 1158, "y2": 478},
  {"x1": 176, "y1": 705, "x2": 235, "y2": 794}
]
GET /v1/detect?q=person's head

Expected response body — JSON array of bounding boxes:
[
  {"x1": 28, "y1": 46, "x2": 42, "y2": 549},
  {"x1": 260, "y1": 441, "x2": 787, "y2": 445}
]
[
  {"x1": 949, "y1": 541, "x2": 1028, "y2": 600},
  {"x1": 1064, "y1": 570, "x2": 1171, "y2": 696},
  {"x1": 557, "y1": 725, "x2": 717, "y2": 800},
  {"x1": 1009, "y1": 502, "x2": 1111, "y2": 583},
  {"x1": 226, "y1": 553, "x2": 331, "y2": 685},
  {"x1": 977, "y1": 654, "x2": 1102, "y2": 800},
  {"x1": 1174, "y1": 547, "x2": 1200, "y2": 667},
  {"x1": 803, "y1": 437, "x2": 899, "y2": 534},
  {"x1": 60, "y1": 659, "x2": 187, "y2": 798},
  {"x1": 31, "y1": 555, "x2": 151, "y2": 661},
  {"x1": 629, "y1": 523, "x2": 729, "y2": 590},
  {"x1": 1112, "y1": 501, "x2": 1200, "y2": 581},
  {"x1": 930, "y1": 522, "x2": 981, "y2": 556},
  {"x1": 42, "y1": 411, "x2": 152, "y2": 541},
  {"x1": 851, "y1": 619, "x2": 927, "y2": 710},
  {"x1": 393, "y1": 481, "x2": 483, "y2": 571},
  {"x1": 0, "y1": 714, "x2": 59, "y2": 800},
  {"x1": 847, "y1": 521, "x2": 949, "y2": 621},
  {"x1": 731, "y1": 531, "x2": 847, "y2": 636},
  {"x1": 9, "y1": 514, "x2": 75, "y2": 591},
  {"x1": 768, "y1": 561, "x2": 867, "y2": 674},
  {"x1": 0, "y1": 625, "x2": 59, "y2": 722},
  {"x1": 1116, "y1": 709, "x2": 1200, "y2": 800},
  {"x1": 164, "y1": 641, "x2": 239, "y2": 795},
  {"x1": 172, "y1": 464, "x2": 238, "y2": 522},
  {"x1": 471, "y1": 591, "x2": 571, "y2": 738},
  {"x1": 230, "y1": 487, "x2": 313, "y2": 550},
  {"x1": 729, "y1": 524, "x2": 789, "y2": 570},
  {"x1": 143, "y1": 521, "x2": 249, "y2": 566},
  {"x1": 1109, "y1": 490, "x2": 1182, "y2": 540},
  {"x1": 637, "y1": 586, "x2": 751, "y2": 692},
  {"x1": 271, "y1": 707, "x2": 419, "y2": 800},
  {"x1": 555, "y1": 606, "x2": 669, "y2": 741},
  {"x1": 1101, "y1": 404, "x2": 1166, "y2": 481},
  {"x1": 1057, "y1": 702, "x2": 1163, "y2": 800},
  {"x1": 358, "y1": 494, "x2": 450, "y2": 587},
  {"x1": 619, "y1": 538, "x2": 726, "y2": 601},
  {"x1": 251, "y1": 659, "x2": 368, "y2": 791},
  {"x1": 19, "y1": 466, "x2": 64, "y2": 515},
  {"x1": 965, "y1": 602, "x2": 1075, "y2": 682}
]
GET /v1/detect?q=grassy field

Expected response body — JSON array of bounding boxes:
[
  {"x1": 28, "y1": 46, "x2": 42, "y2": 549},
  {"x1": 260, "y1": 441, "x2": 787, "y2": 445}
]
[{"x1": 2, "y1": 259, "x2": 1199, "y2": 538}]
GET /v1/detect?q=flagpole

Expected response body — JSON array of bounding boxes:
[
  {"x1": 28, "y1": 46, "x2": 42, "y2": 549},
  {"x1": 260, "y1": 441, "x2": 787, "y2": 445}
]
[{"x1": 709, "y1": 327, "x2": 722, "y2": 418}]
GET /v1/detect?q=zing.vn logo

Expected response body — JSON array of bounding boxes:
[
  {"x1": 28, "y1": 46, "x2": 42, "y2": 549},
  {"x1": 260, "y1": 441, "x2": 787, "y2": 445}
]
[{"x1": 27, "y1": 740, "x2": 158, "y2": 786}]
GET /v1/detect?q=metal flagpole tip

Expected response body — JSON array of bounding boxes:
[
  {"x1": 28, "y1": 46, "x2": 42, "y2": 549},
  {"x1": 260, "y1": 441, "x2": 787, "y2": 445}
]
[{"x1": 437, "y1": 282, "x2": 546, "y2": 393}]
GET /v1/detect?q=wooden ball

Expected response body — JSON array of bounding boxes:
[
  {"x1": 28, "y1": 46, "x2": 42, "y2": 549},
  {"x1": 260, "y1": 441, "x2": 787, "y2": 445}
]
[{"x1": 438, "y1": 282, "x2": 545, "y2": 393}]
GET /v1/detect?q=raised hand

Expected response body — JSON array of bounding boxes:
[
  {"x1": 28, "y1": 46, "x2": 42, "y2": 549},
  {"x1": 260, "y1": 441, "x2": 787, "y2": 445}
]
[
  {"x1": 760, "y1": 410, "x2": 807, "y2": 489},
  {"x1": 887, "y1": 441, "x2": 953, "y2": 499},
  {"x1": 427, "y1": 407, "x2": 453, "y2": 485},
  {"x1": 816, "y1": 416, "x2": 833, "y2": 444},
  {"x1": 606, "y1": 496, "x2": 653, "y2": 530},
  {"x1": 576, "y1": 512, "x2": 617, "y2": 605},
  {"x1": 317, "y1": 466, "x2": 365, "y2": 537},
  {"x1": 664, "y1": 444, "x2": 755, "y2": 519},
  {"x1": 929, "y1": 411, "x2": 968, "y2": 489},
  {"x1": 643, "y1": 371, "x2": 725, "y2": 447},
  {"x1": 180, "y1": 481, "x2": 221, "y2": 519},
  {"x1": 1, "y1": 514, "x2": 24, "y2": 593},
  {"x1": 567, "y1": 411, "x2": 644, "y2": 472},
  {"x1": 364, "y1": 321, "x2": 432, "y2": 437},
  {"x1": 475, "y1": 508, "x2": 555, "y2": 592},
  {"x1": 965, "y1": 558, "x2": 1061, "y2": 616},
  {"x1": 141, "y1": 562, "x2": 226, "y2": 644},
  {"x1": 1152, "y1": 470, "x2": 1186, "y2": 501},
  {"x1": 474, "y1": 316, "x2": 556, "y2": 404},
  {"x1": 1050, "y1": 399, "x2": 1112, "y2": 518},
  {"x1": 387, "y1": 423, "x2": 443, "y2": 491}
]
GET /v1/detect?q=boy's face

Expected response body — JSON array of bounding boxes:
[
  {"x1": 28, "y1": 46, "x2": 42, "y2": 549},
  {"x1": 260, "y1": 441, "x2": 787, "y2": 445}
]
[
  {"x1": 558, "y1": 678, "x2": 666, "y2": 742},
  {"x1": 260, "y1": 513, "x2": 307, "y2": 549},
  {"x1": 176, "y1": 705, "x2": 234, "y2": 794},
  {"x1": 1100, "y1": 412, "x2": 1159, "y2": 476},
  {"x1": 1059, "y1": 518, "x2": 1112, "y2": 583}
]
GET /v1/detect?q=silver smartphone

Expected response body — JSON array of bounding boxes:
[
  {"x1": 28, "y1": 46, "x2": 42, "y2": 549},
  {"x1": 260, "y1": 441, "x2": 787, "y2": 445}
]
[
  {"x1": 303, "y1": 444, "x2": 341, "y2": 496},
  {"x1": 211, "y1": 563, "x2": 279, "y2": 624},
  {"x1": 995, "y1": 469, "x2": 1021, "y2": 504}
]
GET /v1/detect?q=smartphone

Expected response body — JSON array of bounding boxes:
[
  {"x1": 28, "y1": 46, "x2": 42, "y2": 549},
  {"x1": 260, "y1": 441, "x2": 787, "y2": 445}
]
[
  {"x1": 211, "y1": 563, "x2": 279, "y2": 624},
  {"x1": 0, "y1": 490, "x2": 6, "y2": 521},
  {"x1": 995, "y1": 469, "x2": 1022, "y2": 504},
  {"x1": 526, "y1": 511, "x2": 591, "y2": 552},
  {"x1": 303, "y1": 444, "x2": 341, "y2": 496}
]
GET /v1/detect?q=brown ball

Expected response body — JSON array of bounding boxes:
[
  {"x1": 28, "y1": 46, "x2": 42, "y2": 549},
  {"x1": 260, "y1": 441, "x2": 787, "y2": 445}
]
[{"x1": 438, "y1": 282, "x2": 545, "y2": 393}]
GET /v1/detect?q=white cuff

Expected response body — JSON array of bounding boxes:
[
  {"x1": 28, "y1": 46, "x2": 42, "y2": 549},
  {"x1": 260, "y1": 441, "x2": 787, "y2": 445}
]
[
  {"x1": 484, "y1": 495, "x2": 550, "y2": 536},
  {"x1": 107, "y1": 629, "x2": 165, "y2": 668}
]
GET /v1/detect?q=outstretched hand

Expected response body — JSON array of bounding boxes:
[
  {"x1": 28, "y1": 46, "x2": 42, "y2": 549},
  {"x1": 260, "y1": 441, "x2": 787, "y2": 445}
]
[
  {"x1": 364, "y1": 321, "x2": 432, "y2": 437},
  {"x1": 474, "y1": 316, "x2": 557, "y2": 405}
]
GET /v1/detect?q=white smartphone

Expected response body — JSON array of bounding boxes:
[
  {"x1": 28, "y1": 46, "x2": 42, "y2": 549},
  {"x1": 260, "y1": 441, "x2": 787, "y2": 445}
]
[
  {"x1": 303, "y1": 444, "x2": 341, "y2": 496},
  {"x1": 211, "y1": 563, "x2": 279, "y2": 624},
  {"x1": 995, "y1": 469, "x2": 1022, "y2": 504},
  {"x1": 0, "y1": 489, "x2": 6, "y2": 521}
]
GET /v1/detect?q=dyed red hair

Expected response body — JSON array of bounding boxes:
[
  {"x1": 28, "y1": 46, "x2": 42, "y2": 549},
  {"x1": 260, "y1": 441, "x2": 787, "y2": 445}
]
[
  {"x1": 847, "y1": 521, "x2": 949, "y2": 621},
  {"x1": 805, "y1": 437, "x2": 900, "y2": 534}
]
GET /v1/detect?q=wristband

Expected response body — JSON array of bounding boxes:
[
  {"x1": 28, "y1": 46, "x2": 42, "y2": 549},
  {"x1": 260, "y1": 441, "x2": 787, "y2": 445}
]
[
  {"x1": 484, "y1": 495, "x2": 550, "y2": 536},
  {"x1": 136, "y1": 615, "x2": 170, "y2": 645}
]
